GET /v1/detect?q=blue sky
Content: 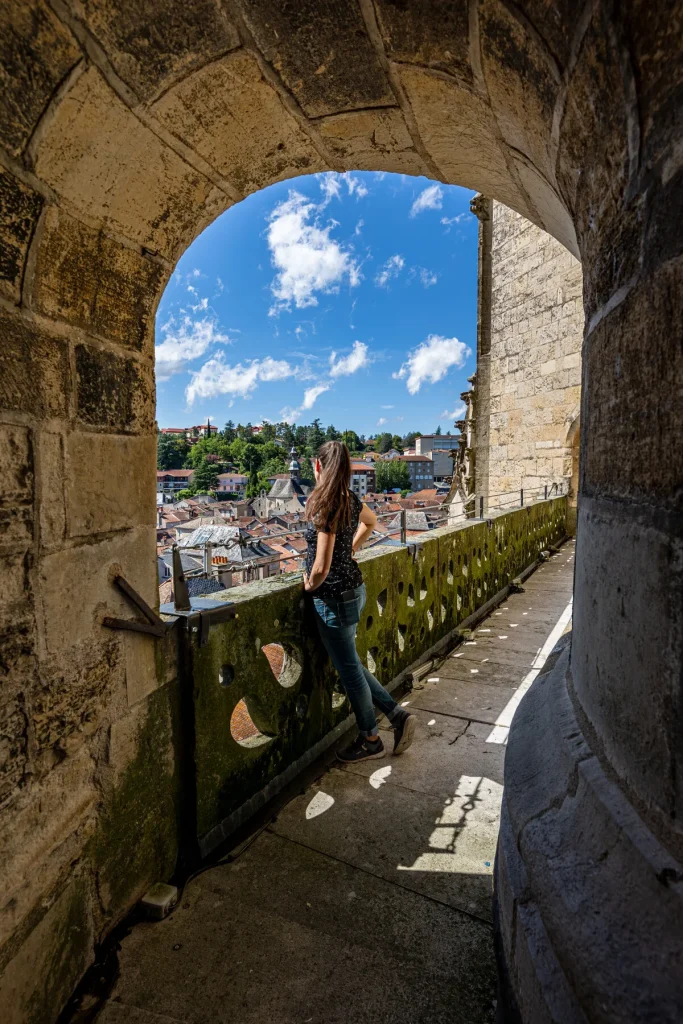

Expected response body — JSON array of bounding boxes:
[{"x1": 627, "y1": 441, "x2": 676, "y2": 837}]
[{"x1": 155, "y1": 172, "x2": 478, "y2": 437}]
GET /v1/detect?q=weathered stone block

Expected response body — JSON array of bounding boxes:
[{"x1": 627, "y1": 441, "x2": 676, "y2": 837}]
[
  {"x1": 76, "y1": 0, "x2": 240, "y2": 101},
  {"x1": 152, "y1": 51, "x2": 324, "y2": 197},
  {"x1": 125, "y1": 631, "x2": 164, "y2": 706},
  {"x1": 38, "y1": 527, "x2": 157, "y2": 654},
  {"x1": 75, "y1": 343, "x2": 153, "y2": 433},
  {"x1": 583, "y1": 262, "x2": 682, "y2": 503},
  {"x1": 32, "y1": 635, "x2": 123, "y2": 759},
  {"x1": 0, "y1": 872, "x2": 93, "y2": 1024},
  {"x1": 0, "y1": 425, "x2": 33, "y2": 506},
  {"x1": 572, "y1": 501, "x2": 683, "y2": 821},
  {"x1": 239, "y1": 0, "x2": 393, "y2": 117},
  {"x1": 0, "y1": 620, "x2": 37, "y2": 705},
  {"x1": 37, "y1": 430, "x2": 66, "y2": 548},
  {"x1": 33, "y1": 67, "x2": 224, "y2": 260},
  {"x1": 0, "y1": 434, "x2": 33, "y2": 589},
  {"x1": 66, "y1": 432, "x2": 156, "y2": 537},
  {"x1": 0, "y1": 748, "x2": 97, "y2": 949},
  {"x1": 0, "y1": 308, "x2": 70, "y2": 419},
  {"x1": 557, "y1": 8, "x2": 632, "y2": 313},
  {"x1": 317, "y1": 107, "x2": 425, "y2": 175},
  {"x1": 480, "y1": 0, "x2": 559, "y2": 185},
  {"x1": 375, "y1": 0, "x2": 471, "y2": 84},
  {"x1": 0, "y1": 699, "x2": 28, "y2": 802},
  {"x1": 0, "y1": 0, "x2": 80, "y2": 156},
  {"x1": 33, "y1": 206, "x2": 164, "y2": 351},
  {"x1": 0, "y1": 550, "x2": 32, "y2": 627},
  {"x1": 94, "y1": 684, "x2": 177, "y2": 920},
  {"x1": 0, "y1": 168, "x2": 43, "y2": 302}
]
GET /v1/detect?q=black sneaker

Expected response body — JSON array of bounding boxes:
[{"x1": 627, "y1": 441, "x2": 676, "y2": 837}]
[
  {"x1": 392, "y1": 710, "x2": 417, "y2": 755},
  {"x1": 337, "y1": 734, "x2": 385, "y2": 763}
]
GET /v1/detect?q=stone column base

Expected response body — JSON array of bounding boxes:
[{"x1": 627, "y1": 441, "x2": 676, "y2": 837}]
[{"x1": 494, "y1": 636, "x2": 683, "y2": 1023}]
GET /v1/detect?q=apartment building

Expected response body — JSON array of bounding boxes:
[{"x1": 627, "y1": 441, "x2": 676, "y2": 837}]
[
  {"x1": 396, "y1": 455, "x2": 435, "y2": 491},
  {"x1": 414, "y1": 435, "x2": 459, "y2": 480},
  {"x1": 216, "y1": 472, "x2": 248, "y2": 497},
  {"x1": 156, "y1": 469, "x2": 194, "y2": 497},
  {"x1": 349, "y1": 460, "x2": 375, "y2": 497}
]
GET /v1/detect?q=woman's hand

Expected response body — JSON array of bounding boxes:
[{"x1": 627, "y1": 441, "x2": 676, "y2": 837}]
[{"x1": 302, "y1": 571, "x2": 312, "y2": 592}]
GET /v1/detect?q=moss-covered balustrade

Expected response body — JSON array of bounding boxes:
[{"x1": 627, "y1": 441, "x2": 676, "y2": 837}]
[{"x1": 186, "y1": 498, "x2": 567, "y2": 856}]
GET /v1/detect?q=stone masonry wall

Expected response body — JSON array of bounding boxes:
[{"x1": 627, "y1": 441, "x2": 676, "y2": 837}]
[{"x1": 476, "y1": 203, "x2": 583, "y2": 513}]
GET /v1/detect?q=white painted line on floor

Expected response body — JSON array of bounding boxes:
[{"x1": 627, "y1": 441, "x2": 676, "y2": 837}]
[{"x1": 486, "y1": 598, "x2": 573, "y2": 744}]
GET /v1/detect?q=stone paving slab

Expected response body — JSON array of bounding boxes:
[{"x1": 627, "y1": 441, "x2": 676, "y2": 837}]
[
  {"x1": 271, "y1": 768, "x2": 500, "y2": 921},
  {"x1": 409, "y1": 678, "x2": 522, "y2": 725},
  {"x1": 341, "y1": 708, "x2": 505, "y2": 795},
  {"x1": 429, "y1": 659, "x2": 529, "y2": 687},
  {"x1": 441, "y1": 646, "x2": 544, "y2": 671},
  {"x1": 104, "y1": 830, "x2": 496, "y2": 1024}
]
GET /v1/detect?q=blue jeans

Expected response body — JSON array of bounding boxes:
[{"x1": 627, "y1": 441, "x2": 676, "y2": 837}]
[{"x1": 312, "y1": 583, "x2": 401, "y2": 737}]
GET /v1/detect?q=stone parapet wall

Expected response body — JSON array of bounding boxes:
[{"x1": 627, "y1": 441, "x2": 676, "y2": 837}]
[
  {"x1": 475, "y1": 204, "x2": 583, "y2": 511},
  {"x1": 189, "y1": 500, "x2": 567, "y2": 850}
]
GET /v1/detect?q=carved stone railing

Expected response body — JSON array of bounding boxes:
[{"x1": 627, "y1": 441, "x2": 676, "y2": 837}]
[{"x1": 177, "y1": 498, "x2": 567, "y2": 857}]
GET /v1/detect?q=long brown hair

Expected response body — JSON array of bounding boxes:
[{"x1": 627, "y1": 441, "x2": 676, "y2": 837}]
[{"x1": 306, "y1": 441, "x2": 353, "y2": 532}]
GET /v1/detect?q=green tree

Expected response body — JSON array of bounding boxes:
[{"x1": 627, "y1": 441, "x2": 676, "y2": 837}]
[
  {"x1": 240, "y1": 443, "x2": 264, "y2": 476},
  {"x1": 279, "y1": 421, "x2": 296, "y2": 448},
  {"x1": 176, "y1": 488, "x2": 196, "y2": 500},
  {"x1": 307, "y1": 418, "x2": 325, "y2": 454},
  {"x1": 374, "y1": 432, "x2": 393, "y2": 453},
  {"x1": 223, "y1": 420, "x2": 236, "y2": 442},
  {"x1": 402, "y1": 430, "x2": 422, "y2": 448},
  {"x1": 325, "y1": 424, "x2": 341, "y2": 441},
  {"x1": 435, "y1": 425, "x2": 442, "y2": 435},
  {"x1": 391, "y1": 434, "x2": 404, "y2": 451},
  {"x1": 246, "y1": 464, "x2": 260, "y2": 498},
  {"x1": 260, "y1": 422, "x2": 276, "y2": 442},
  {"x1": 157, "y1": 433, "x2": 190, "y2": 470},
  {"x1": 186, "y1": 435, "x2": 232, "y2": 469},
  {"x1": 192, "y1": 458, "x2": 219, "y2": 493},
  {"x1": 341, "y1": 429, "x2": 361, "y2": 452},
  {"x1": 375, "y1": 459, "x2": 411, "y2": 492}
]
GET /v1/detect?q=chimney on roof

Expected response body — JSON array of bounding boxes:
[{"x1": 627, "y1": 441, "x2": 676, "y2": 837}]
[{"x1": 289, "y1": 446, "x2": 300, "y2": 483}]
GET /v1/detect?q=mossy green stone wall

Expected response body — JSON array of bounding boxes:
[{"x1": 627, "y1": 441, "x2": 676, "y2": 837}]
[{"x1": 191, "y1": 499, "x2": 567, "y2": 846}]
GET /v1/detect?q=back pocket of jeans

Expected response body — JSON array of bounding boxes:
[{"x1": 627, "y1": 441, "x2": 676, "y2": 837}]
[{"x1": 336, "y1": 597, "x2": 360, "y2": 627}]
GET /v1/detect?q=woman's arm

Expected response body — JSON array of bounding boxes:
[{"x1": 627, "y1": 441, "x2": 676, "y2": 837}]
[
  {"x1": 303, "y1": 530, "x2": 336, "y2": 592},
  {"x1": 352, "y1": 503, "x2": 377, "y2": 554}
]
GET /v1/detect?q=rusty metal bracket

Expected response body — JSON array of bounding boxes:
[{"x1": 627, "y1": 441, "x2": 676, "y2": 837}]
[
  {"x1": 103, "y1": 575, "x2": 168, "y2": 638},
  {"x1": 407, "y1": 541, "x2": 424, "y2": 562}
]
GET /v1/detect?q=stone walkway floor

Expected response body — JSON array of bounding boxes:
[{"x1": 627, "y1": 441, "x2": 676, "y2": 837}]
[{"x1": 98, "y1": 542, "x2": 575, "y2": 1024}]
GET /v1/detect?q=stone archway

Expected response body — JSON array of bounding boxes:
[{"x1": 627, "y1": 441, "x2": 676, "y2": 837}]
[{"x1": 0, "y1": 3, "x2": 680, "y2": 1022}]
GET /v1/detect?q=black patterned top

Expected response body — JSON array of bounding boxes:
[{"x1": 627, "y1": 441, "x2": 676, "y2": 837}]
[{"x1": 305, "y1": 491, "x2": 364, "y2": 600}]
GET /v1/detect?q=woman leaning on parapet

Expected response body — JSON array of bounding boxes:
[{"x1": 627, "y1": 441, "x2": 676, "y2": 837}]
[{"x1": 303, "y1": 440, "x2": 416, "y2": 762}]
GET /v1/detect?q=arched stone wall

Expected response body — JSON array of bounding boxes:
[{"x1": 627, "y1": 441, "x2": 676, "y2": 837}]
[{"x1": 0, "y1": 2, "x2": 680, "y2": 1021}]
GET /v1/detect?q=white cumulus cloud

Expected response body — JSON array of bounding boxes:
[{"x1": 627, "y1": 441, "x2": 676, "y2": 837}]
[
  {"x1": 393, "y1": 334, "x2": 471, "y2": 394},
  {"x1": 318, "y1": 172, "x2": 369, "y2": 202},
  {"x1": 302, "y1": 383, "x2": 330, "y2": 409},
  {"x1": 377, "y1": 417, "x2": 387, "y2": 426},
  {"x1": 441, "y1": 212, "x2": 473, "y2": 232},
  {"x1": 419, "y1": 268, "x2": 438, "y2": 288},
  {"x1": 280, "y1": 382, "x2": 330, "y2": 423},
  {"x1": 442, "y1": 402, "x2": 467, "y2": 421},
  {"x1": 375, "y1": 254, "x2": 405, "y2": 287},
  {"x1": 186, "y1": 355, "x2": 294, "y2": 405},
  {"x1": 410, "y1": 184, "x2": 444, "y2": 217},
  {"x1": 155, "y1": 315, "x2": 232, "y2": 380},
  {"x1": 267, "y1": 192, "x2": 361, "y2": 313},
  {"x1": 329, "y1": 340, "x2": 369, "y2": 378}
]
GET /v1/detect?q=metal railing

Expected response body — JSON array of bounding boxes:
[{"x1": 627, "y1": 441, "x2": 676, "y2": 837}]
[{"x1": 165, "y1": 482, "x2": 566, "y2": 600}]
